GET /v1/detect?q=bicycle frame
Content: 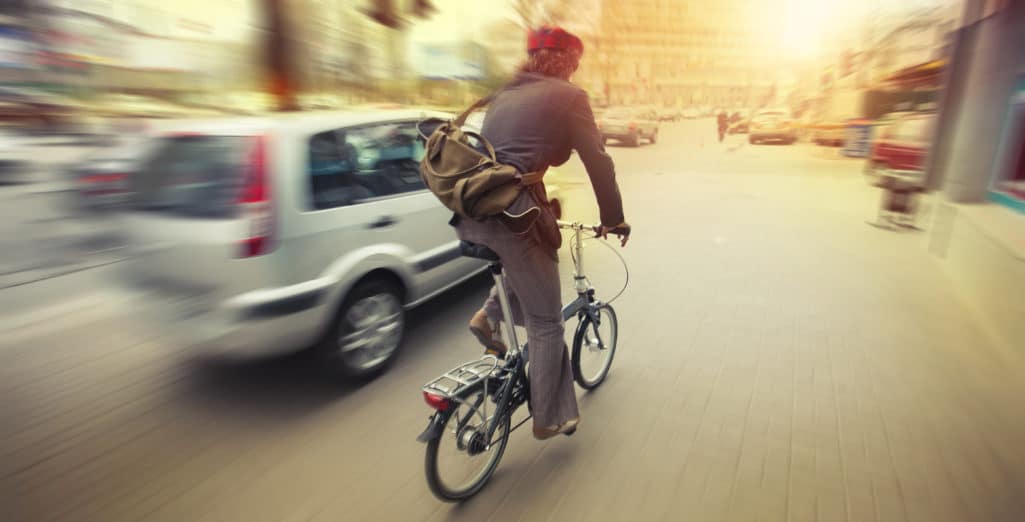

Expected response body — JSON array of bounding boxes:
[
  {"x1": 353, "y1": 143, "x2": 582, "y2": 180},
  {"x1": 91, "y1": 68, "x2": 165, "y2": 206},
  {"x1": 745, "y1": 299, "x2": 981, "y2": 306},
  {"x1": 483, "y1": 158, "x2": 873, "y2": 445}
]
[
  {"x1": 560, "y1": 221, "x2": 603, "y2": 323},
  {"x1": 421, "y1": 221, "x2": 609, "y2": 450}
]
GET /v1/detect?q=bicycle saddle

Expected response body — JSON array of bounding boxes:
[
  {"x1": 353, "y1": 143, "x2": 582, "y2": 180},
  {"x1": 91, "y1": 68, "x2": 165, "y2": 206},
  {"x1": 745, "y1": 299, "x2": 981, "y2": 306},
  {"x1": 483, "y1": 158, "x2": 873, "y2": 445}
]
[{"x1": 459, "y1": 240, "x2": 501, "y2": 262}]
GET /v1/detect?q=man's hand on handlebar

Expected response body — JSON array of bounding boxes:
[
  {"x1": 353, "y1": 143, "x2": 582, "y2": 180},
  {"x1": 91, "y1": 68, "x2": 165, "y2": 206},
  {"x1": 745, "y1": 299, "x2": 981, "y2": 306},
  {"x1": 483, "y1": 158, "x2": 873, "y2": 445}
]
[{"x1": 599, "y1": 222, "x2": 631, "y2": 247}]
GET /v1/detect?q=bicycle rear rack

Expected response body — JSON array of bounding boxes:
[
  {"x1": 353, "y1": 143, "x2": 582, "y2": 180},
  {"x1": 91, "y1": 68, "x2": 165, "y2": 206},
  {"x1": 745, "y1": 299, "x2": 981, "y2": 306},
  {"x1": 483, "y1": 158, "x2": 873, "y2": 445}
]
[{"x1": 422, "y1": 356, "x2": 503, "y2": 398}]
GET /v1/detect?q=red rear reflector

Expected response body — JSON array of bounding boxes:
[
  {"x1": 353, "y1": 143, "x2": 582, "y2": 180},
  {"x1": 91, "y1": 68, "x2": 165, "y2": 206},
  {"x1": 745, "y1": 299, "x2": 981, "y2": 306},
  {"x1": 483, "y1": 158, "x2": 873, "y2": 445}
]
[
  {"x1": 423, "y1": 392, "x2": 450, "y2": 411},
  {"x1": 81, "y1": 173, "x2": 127, "y2": 183}
]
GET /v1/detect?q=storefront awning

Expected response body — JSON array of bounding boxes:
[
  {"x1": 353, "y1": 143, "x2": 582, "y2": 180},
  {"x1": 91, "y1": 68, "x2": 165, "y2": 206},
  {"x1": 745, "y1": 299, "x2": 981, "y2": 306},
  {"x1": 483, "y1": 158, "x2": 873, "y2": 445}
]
[{"x1": 882, "y1": 59, "x2": 946, "y2": 89}]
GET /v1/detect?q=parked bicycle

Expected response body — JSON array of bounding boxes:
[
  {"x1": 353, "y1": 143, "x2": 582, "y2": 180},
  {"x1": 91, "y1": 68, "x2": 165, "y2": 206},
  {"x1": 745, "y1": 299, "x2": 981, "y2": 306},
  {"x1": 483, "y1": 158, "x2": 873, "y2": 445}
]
[{"x1": 416, "y1": 220, "x2": 629, "y2": 501}]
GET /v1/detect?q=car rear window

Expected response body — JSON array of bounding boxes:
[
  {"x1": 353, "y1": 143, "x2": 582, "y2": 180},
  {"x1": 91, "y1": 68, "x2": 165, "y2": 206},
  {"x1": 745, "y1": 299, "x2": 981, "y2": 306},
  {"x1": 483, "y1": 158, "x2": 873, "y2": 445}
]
[{"x1": 131, "y1": 135, "x2": 249, "y2": 219}]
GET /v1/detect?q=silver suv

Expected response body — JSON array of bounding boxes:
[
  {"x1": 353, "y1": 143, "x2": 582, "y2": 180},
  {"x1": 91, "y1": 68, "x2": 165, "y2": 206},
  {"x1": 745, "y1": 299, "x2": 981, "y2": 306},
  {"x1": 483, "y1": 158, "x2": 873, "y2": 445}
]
[{"x1": 118, "y1": 109, "x2": 525, "y2": 377}]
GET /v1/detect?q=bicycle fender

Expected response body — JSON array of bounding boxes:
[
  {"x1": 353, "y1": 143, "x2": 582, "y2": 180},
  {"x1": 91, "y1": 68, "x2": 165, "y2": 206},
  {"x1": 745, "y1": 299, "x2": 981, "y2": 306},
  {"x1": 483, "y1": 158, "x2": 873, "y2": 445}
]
[{"x1": 417, "y1": 413, "x2": 447, "y2": 443}]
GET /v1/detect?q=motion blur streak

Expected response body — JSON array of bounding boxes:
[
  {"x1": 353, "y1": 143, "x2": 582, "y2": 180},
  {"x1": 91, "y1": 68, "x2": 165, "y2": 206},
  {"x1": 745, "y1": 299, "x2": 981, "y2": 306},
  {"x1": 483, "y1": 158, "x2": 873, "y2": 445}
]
[{"x1": 2, "y1": 1, "x2": 1024, "y2": 521}]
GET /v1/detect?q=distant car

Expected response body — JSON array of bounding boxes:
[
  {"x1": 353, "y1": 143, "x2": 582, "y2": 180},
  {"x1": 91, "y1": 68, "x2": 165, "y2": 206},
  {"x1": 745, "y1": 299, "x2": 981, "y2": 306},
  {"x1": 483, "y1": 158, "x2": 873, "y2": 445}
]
[
  {"x1": 116, "y1": 109, "x2": 567, "y2": 378},
  {"x1": 749, "y1": 109, "x2": 797, "y2": 144},
  {"x1": 71, "y1": 137, "x2": 154, "y2": 213},
  {"x1": 597, "y1": 106, "x2": 659, "y2": 147},
  {"x1": 865, "y1": 112, "x2": 937, "y2": 185},
  {"x1": 811, "y1": 121, "x2": 848, "y2": 146},
  {"x1": 657, "y1": 107, "x2": 678, "y2": 122}
]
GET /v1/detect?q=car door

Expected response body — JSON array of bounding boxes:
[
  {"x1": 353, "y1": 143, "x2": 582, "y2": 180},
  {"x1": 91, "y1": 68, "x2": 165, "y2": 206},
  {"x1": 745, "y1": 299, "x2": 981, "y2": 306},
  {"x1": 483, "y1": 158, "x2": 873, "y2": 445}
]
[{"x1": 285, "y1": 119, "x2": 478, "y2": 302}]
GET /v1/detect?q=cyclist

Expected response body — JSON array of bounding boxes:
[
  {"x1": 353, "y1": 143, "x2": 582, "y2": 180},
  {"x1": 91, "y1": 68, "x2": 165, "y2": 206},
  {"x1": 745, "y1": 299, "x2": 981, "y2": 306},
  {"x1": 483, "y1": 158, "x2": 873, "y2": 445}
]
[{"x1": 452, "y1": 26, "x2": 629, "y2": 440}]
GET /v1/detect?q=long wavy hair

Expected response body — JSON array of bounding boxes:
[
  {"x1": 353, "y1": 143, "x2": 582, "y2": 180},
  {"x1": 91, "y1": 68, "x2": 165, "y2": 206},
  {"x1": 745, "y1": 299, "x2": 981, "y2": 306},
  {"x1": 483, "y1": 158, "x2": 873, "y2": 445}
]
[{"x1": 519, "y1": 48, "x2": 581, "y2": 80}]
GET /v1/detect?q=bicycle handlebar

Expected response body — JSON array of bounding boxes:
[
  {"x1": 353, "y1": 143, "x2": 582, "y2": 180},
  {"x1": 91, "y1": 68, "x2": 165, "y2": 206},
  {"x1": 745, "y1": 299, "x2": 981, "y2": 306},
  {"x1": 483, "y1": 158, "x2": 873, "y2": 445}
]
[{"x1": 557, "y1": 220, "x2": 631, "y2": 238}]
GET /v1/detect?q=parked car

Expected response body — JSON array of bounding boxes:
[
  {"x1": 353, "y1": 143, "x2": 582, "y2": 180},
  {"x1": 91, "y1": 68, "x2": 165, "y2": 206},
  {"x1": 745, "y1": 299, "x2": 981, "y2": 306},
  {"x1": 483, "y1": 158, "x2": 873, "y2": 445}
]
[
  {"x1": 865, "y1": 112, "x2": 937, "y2": 185},
  {"x1": 71, "y1": 137, "x2": 155, "y2": 213},
  {"x1": 657, "y1": 107, "x2": 678, "y2": 122},
  {"x1": 749, "y1": 109, "x2": 797, "y2": 144},
  {"x1": 811, "y1": 121, "x2": 847, "y2": 146},
  {"x1": 597, "y1": 106, "x2": 659, "y2": 147},
  {"x1": 116, "y1": 109, "x2": 568, "y2": 378}
]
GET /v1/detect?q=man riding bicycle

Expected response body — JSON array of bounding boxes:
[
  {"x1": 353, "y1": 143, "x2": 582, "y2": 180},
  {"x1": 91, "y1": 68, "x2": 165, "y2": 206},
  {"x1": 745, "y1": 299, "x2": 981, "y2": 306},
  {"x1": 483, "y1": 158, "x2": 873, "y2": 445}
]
[{"x1": 451, "y1": 26, "x2": 630, "y2": 440}]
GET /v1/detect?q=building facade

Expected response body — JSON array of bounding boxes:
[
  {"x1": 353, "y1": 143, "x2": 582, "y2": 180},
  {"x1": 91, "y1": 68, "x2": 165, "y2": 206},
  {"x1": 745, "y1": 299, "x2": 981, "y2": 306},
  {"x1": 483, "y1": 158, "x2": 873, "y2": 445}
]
[
  {"x1": 574, "y1": 0, "x2": 783, "y2": 108},
  {"x1": 924, "y1": 0, "x2": 1024, "y2": 352}
]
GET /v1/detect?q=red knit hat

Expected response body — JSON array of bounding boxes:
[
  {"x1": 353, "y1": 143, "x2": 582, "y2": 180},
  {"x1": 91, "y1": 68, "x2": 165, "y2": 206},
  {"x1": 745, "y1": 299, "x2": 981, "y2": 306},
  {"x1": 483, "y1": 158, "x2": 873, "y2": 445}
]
[{"x1": 527, "y1": 26, "x2": 584, "y2": 55}]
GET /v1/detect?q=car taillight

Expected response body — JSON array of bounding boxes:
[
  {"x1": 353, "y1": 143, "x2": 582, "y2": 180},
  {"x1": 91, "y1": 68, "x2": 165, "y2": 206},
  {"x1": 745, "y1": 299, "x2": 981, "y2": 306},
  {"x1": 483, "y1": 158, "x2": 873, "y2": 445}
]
[
  {"x1": 236, "y1": 135, "x2": 274, "y2": 258},
  {"x1": 81, "y1": 172, "x2": 127, "y2": 184},
  {"x1": 423, "y1": 392, "x2": 450, "y2": 411}
]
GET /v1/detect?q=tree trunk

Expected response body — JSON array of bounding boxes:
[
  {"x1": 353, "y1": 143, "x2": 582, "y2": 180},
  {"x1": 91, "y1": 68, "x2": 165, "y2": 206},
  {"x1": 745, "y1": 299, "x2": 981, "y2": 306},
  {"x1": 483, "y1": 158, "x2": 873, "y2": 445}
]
[{"x1": 262, "y1": 0, "x2": 300, "y2": 111}]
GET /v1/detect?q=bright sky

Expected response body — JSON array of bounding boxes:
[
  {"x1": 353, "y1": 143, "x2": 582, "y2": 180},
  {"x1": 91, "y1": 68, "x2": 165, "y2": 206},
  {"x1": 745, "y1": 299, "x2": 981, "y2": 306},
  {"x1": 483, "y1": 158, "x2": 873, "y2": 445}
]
[{"x1": 778, "y1": 0, "x2": 959, "y2": 59}]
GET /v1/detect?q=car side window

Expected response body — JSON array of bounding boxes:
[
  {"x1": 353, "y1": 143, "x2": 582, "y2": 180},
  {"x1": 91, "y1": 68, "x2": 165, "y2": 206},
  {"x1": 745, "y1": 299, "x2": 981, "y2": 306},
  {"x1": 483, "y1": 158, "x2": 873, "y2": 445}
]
[{"x1": 307, "y1": 122, "x2": 426, "y2": 210}]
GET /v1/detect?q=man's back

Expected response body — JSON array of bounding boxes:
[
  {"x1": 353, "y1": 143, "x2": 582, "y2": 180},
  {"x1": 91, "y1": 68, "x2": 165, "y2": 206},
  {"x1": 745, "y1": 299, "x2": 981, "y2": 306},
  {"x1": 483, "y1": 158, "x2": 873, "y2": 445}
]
[{"x1": 481, "y1": 72, "x2": 582, "y2": 175}]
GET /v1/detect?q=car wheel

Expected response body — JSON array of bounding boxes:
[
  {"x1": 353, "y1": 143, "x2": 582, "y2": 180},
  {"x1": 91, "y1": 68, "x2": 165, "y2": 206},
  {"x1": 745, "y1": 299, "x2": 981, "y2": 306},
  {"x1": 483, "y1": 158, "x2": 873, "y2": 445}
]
[
  {"x1": 627, "y1": 133, "x2": 639, "y2": 147},
  {"x1": 321, "y1": 279, "x2": 405, "y2": 379}
]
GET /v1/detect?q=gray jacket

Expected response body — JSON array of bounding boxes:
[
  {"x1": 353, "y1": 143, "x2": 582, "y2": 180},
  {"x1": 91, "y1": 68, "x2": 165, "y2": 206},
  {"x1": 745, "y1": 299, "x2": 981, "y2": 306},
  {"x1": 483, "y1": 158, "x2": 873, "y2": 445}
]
[{"x1": 480, "y1": 72, "x2": 625, "y2": 227}]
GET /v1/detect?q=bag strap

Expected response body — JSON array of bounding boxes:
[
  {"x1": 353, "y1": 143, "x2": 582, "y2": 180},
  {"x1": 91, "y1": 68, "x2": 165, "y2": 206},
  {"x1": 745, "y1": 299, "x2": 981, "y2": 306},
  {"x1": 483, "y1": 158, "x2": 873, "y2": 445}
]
[
  {"x1": 453, "y1": 94, "x2": 494, "y2": 126},
  {"x1": 463, "y1": 130, "x2": 497, "y2": 161}
]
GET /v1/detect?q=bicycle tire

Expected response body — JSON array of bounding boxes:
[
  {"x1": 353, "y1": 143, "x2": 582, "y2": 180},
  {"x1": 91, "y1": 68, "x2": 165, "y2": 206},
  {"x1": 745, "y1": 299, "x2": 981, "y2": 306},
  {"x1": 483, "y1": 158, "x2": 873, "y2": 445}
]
[
  {"x1": 425, "y1": 398, "x2": 512, "y2": 502},
  {"x1": 571, "y1": 304, "x2": 618, "y2": 389}
]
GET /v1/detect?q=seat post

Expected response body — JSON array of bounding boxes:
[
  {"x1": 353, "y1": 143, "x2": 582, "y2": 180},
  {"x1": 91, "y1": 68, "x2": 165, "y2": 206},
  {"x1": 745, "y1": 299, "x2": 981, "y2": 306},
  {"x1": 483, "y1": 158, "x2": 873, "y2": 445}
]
[{"x1": 489, "y1": 262, "x2": 520, "y2": 355}]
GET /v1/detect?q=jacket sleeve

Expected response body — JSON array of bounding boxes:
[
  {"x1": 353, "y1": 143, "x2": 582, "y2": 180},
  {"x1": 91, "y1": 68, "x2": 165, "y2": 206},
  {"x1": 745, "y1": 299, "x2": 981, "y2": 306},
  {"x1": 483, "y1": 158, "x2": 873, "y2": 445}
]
[{"x1": 567, "y1": 89, "x2": 625, "y2": 227}]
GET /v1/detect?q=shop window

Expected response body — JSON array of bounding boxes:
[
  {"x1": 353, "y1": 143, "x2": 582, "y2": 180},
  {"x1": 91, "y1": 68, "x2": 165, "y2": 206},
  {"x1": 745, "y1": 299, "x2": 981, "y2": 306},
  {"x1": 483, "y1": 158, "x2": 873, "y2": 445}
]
[{"x1": 989, "y1": 76, "x2": 1025, "y2": 212}]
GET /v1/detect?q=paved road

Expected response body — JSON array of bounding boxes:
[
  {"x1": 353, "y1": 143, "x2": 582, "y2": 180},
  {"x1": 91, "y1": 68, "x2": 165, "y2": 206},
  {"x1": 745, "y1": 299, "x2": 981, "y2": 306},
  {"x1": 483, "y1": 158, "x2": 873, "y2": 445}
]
[{"x1": 3, "y1": 120, "x2": 1025, "y2": 522}]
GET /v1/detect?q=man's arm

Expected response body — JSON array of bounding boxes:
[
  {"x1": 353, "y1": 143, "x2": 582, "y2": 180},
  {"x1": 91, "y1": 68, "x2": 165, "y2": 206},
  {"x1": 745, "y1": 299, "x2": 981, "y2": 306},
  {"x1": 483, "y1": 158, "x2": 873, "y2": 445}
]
[{"x1": 567, "y1": 89, "x2": 625, "y2": 227}]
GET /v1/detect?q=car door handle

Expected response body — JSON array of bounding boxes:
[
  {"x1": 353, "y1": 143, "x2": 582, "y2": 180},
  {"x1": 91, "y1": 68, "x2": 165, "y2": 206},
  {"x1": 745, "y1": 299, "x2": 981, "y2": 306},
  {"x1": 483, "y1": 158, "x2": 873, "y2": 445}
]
[{"x1": 368, "y1": 216, "x2": 397, "y2": 228}]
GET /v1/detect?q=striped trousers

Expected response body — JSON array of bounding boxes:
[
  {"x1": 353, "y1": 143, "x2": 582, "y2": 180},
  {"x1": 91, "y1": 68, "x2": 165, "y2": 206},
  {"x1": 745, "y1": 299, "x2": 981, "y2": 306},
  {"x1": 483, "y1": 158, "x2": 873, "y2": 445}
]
[{"x1": 455, "y1": 193, "x2": 579, "y2": 430}]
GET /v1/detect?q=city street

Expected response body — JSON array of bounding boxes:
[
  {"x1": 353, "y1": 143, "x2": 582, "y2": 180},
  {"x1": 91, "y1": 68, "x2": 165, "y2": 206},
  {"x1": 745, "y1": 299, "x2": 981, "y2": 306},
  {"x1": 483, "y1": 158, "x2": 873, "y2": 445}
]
[{"x1": 4, "y1": 119, "x2": 1025, "y2": 522}]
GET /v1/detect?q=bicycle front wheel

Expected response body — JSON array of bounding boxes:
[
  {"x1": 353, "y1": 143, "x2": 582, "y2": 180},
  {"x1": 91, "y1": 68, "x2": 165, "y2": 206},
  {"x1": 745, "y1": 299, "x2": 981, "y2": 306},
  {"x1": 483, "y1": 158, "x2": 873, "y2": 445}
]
[
  {"x1": 571, "y1": 305, "x2": 618, "y2": 389},
  {"x1": 425, "y1": 388, "x2": 511, "y2": 502}
]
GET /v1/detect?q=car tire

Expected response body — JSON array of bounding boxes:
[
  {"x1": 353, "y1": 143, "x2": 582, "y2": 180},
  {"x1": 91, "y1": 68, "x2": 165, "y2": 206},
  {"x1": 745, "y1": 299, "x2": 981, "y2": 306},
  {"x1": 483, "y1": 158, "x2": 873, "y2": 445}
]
[
  {"x1": 320, "y1": 279, "x2": 405, "y2": 380},
  {"x1": 627, "y1": 133, "x2": 639, "y2": 147}
]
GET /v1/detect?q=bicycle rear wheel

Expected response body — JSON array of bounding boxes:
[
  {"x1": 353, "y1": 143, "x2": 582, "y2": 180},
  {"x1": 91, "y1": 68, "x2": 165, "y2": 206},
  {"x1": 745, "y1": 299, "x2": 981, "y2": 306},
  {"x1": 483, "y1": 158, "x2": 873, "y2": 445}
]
[
  {"x1": 571, "y1": 305, "x2": 618, "y2": 389},
  {"x1": 425, "y1": 388, "x2": 511, "y2": 501}
]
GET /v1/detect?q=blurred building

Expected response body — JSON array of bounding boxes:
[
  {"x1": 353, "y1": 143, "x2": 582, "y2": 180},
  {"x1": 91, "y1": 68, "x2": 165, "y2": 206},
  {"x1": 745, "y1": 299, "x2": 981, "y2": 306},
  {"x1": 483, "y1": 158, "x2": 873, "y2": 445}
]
[
  {"x1": 309, "y1": 0, "x2": 412, "y2": 95},
  {"x1": 27, "y1": 0, "x2": 259, "y2": 95},
  {"x1": 574, "y1": 0, "x2": 783, "y2": 108},
  {"x1": 925, "y1": 0, "x2": 1024, "y2": 351},
  {"x1": 412, "y1": 39, "x2": 489, "y2": 106},
  {"x1": 482, "y1": 18, "x2": 524, "y2": 77}
]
